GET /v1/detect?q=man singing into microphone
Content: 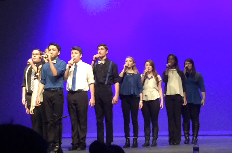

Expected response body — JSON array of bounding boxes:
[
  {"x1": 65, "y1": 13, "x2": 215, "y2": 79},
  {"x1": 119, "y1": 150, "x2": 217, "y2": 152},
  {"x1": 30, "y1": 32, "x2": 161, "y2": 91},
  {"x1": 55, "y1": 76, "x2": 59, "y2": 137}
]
[
  {"x1": 91, "y1": 44, "x2": 120, "y2": 145},
  {"x1": 36, "y1": 43, "x2": 66, "y2": 152},
  {"x1": 22, "y1": 49, "x2": 43, "y2": 132},
  {"x1": 64, "y1": 47, "x2": 95, "y2": 151}
]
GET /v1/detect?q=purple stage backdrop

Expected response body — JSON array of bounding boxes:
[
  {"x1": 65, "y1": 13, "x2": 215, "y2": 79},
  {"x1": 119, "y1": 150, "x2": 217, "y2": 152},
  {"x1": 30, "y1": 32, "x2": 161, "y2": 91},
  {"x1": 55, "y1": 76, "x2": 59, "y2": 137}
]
[{"x1": 0, "y1": 0, "x2": 231, "y2": 137}]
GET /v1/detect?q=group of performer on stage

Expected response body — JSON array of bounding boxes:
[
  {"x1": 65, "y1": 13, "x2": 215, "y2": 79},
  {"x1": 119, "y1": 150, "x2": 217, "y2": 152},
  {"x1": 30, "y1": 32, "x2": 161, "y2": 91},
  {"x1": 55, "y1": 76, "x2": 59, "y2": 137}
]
[{"x1": 21, "y1": 43, "x2": 206, "y2": 152}]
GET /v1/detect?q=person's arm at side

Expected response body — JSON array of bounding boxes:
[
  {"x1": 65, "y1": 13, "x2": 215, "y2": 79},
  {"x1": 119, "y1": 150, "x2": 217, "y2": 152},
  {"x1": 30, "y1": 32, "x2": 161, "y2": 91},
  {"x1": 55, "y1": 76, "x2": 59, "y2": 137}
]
[
  {"x1": 181, "y1": 71, "x2": 187, "y2": 105},
  {"x1": 112, "y1": 63, "x2": 120, "y2": 104},
  {"x1": 201, "y1": 92, "x2": 206, "y2": 106},
  {"x1": 139, "y1": 93, "x2": 143, "y2": 109},
  {"x1": 137, "y1": 74, "x2": 143, "y2": 109},
  {"x1": 183, "y1": 92, "x2": 187, "y2": 105},
  {"x1": 89, "y1": 84, "x2": 95, "y2": 107},
  {"x1": 113, "y1": 83, "x2": 120, "y2": 104},
  {"x1": 87, "y1": 65, "x2": 95, "y2": 107},
  {"x1": 22, "y1": 67, "x2": 27, "y2": 105},
  {"x1": 158, "y1": 77, "x2": 164, "y2": 109},
  {"x1": 22, "y1": 87, "x2": 26, "y2": 105},
  {"x1": 198, "y1": 73, "x2": 206, "y2": 106}
]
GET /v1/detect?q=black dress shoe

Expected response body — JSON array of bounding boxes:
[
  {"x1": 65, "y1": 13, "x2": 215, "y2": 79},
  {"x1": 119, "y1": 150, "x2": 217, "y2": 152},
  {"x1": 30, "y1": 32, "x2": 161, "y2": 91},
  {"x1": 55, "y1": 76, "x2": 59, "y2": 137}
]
[
  {"x1": 68, "y1": 146, "x2": 78, "y2": 151},
  {"x1": 173, "y1": 142, "x2": 180, "y2": 145},
  {"x1": 169, "y1": 142, "x2": 174, "y2": 145},
  {"x1": 77, "y1": 146, "x2": 86, "y2": 151}
]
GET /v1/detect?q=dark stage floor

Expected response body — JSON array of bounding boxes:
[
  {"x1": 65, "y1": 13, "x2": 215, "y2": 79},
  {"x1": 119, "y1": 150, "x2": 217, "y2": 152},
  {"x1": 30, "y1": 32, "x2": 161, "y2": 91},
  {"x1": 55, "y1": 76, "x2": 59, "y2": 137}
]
[{"x1": 61, "y1": 136, "x2": 232, "y2": 153}]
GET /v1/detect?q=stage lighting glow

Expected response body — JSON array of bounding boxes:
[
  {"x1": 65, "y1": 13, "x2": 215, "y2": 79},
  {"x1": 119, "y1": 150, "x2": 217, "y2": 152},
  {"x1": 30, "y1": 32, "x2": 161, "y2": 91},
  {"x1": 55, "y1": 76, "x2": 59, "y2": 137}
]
[{"x1": 80, "y1": 0, "x2": 111, "y2": 13}]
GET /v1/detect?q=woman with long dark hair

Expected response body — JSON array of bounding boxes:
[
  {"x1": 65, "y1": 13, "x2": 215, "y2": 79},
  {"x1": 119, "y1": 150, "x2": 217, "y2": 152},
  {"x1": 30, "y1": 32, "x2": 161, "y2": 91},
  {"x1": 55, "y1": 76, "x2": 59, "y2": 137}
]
[
  {"x1": 141, "y1": 60, "x2": 164, "y2": 147},
  {"x1": 119, "y1": 57, "x2": 143, "y2": 148},
  {"x1": 182, "y1": 58, "x2": 206, "y2": 144},
  {"x1": 163, "y1": 54, "x2": 187, "y2": 145}
]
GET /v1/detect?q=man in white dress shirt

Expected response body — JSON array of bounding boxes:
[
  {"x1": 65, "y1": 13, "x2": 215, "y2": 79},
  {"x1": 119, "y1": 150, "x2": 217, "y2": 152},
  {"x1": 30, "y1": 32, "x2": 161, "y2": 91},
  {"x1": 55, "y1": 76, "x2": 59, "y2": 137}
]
[{"x1": 64, "y1": 46, "x2": 95, "y2": 151}]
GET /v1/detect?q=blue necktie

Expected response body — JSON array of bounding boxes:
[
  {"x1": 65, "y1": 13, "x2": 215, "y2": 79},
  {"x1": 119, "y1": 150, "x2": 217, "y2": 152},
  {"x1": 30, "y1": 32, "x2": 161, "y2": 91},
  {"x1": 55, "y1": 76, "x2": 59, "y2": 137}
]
[{"x1": 71, "y1": 65, "x2": 77, "y2": 91}]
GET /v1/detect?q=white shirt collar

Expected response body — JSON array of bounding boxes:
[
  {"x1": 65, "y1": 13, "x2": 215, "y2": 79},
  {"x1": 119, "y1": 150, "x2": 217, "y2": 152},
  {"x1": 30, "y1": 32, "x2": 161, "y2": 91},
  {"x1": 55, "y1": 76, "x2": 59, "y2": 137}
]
[{"x1": 74, "y1": 60, "x2": 82, "y2": 66}]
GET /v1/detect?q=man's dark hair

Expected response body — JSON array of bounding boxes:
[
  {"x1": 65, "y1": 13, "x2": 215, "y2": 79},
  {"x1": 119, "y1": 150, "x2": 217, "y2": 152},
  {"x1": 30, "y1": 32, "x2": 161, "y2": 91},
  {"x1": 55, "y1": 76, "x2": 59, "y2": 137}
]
[
  {"x1": 71, "y1": 46, "x2": 83, "y2": 55},
  {"x1": 108, "y1": 144, "x2": 125, "y2": 153},
  {"x1": 89, "y1": 140, "x2": 116, "y2": 153},
  {"x1": 98, "y1": 44, "x2": 108, "y2": 51},
  {"x1": 0, "y1": 124, "x2": 49, "y2": 153},
  {"x1": 48, "y1": 43, "x2": 61, "y2": 52}
]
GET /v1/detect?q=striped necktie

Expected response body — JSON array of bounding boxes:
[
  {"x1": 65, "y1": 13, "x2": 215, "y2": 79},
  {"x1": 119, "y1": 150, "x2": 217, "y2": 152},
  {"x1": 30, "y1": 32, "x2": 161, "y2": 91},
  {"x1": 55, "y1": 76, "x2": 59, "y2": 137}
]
[
  {"x1": 71, "y1": 65, "x2": 77, "y2": 91},
  {"x1": 30, "y1": 69, "x2": 35, "y2": 91}
]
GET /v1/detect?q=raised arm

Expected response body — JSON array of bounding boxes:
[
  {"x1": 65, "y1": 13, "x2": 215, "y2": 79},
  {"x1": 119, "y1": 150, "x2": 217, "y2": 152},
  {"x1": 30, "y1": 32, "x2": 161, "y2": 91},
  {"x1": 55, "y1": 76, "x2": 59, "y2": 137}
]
[
  {"x1": 141, "y1": 69, "x2": 148, "y2": 83},
  {"x1": 49, "y1": 60, "x2": 58, "y2": 76},
  {"x1": 28, "y1": 59, "x2": 38, "y2": 72},
  {"x1": 91, "y1": 54, "x2": 100, "y2": 69}
]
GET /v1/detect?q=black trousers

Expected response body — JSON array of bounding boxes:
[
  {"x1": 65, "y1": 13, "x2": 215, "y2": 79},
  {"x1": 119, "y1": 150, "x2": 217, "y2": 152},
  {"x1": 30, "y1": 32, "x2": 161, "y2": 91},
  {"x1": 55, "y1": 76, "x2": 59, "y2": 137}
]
[
  {"x1": 94, "y1": 84, "x2": 113, "y2": 144},
  {"x1": 67, "y1": 91, "x2": 88, "y2": 147},
  {"x1": 165, "y1": 95, "x2": 183, "y2": 143},
  {"x1": 43, "y1": 90, "x2": 64, "y2": 145},
  {"x1": 182, "y1": 103, "x2": 201, "y2": 134},
  {"x1": 40, "y1": 101, "x2": 48, "y2": 141},
  {"x1": 26, "y1": 93, "x2": 46, "y2": 138},
  {"x1": 141, "y1": 99, "x2": 160, "y2": 137},
  {"x1": 25, "y1": 93, "x2": 36, "y2": 129},
  {"x1": 120, "y1": 95, "x2": 140, "y2": 138},
  {"x1": 33, "y1": 105, "x2": 43, "y2": 136}
]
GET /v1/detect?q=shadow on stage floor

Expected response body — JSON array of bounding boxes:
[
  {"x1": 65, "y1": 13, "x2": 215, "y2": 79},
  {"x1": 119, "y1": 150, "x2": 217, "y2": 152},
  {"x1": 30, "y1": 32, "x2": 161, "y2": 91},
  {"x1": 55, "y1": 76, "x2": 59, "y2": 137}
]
[{"x1": 61, "y1": 136, "x2": 232, "y2": 153}]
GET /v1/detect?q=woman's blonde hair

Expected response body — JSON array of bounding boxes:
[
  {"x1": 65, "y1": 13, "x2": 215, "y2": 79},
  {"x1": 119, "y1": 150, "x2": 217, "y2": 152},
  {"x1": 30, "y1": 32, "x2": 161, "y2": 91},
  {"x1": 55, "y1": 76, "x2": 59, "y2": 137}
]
[{"x1": 126, "y1": 56, "x2": 139, "y2": 74}]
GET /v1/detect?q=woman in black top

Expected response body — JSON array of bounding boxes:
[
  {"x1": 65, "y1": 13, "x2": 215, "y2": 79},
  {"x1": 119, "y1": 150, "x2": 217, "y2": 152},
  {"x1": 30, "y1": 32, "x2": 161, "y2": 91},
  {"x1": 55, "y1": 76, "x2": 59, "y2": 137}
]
[
  {"x1": 163, "y1": 54, "x2": 187, "y2": 145},
  {"x1": 119, "y1": 57, "x2": 143, "y2": 148}
]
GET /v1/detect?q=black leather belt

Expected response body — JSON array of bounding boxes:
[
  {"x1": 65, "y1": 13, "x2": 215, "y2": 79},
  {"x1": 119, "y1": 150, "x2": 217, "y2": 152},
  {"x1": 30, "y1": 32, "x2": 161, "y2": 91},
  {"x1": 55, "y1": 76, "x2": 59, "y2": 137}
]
[
  {"x1": 44, "y1": 88, "x2": 62, "y2": 92},
  {"x1": 68, "y1": 89, "x2": 85, "y2": 93}
]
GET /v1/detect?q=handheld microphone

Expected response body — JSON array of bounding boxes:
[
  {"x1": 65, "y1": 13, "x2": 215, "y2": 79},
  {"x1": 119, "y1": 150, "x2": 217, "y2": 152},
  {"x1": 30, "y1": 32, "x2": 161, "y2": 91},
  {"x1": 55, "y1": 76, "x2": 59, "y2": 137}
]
[
  {"x1": 145, "y1": 69, "x2": 148, "y2": 74},
  {"x1": 27, "y1": 58, "x2": 32, "y2": 65},
  {"x1": 41, "y1": 55, "x2": 48, "y2": 59}
]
